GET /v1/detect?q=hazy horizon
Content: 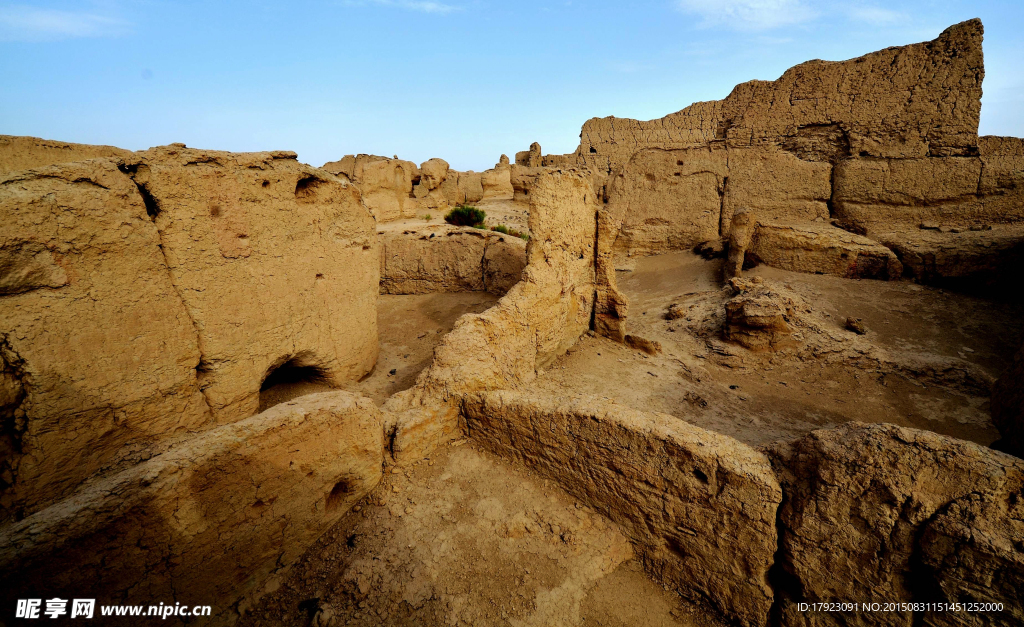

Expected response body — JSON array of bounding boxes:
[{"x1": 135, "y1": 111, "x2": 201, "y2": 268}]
[{"x1": 2, "y1": 0, "x2": 1022, "y2": 171}]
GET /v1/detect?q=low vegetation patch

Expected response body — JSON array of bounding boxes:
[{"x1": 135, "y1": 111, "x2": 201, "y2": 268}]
[
  {"x1": 490, "y1": 224, "x2": 529, "y2": 240},
  {"x1": 445, "y1": 205, "x2": 486, "y2": 227}
]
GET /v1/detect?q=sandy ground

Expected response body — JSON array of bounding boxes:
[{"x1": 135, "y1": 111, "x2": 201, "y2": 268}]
[
  {"x1": 241, "y1": 443, "x2": 724, "y2": 627},
  {"x1": 525, "y1": 251, "x2": 1023, "y2": 448}
]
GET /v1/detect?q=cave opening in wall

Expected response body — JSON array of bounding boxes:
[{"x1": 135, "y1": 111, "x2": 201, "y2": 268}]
[{"x1": 258, "y1": 356, "x2": 334, "y2": 413}]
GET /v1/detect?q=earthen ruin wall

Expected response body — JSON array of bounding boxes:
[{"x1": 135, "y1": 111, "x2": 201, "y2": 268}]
[
  {"x1": 385, "y1": 170, "x2": 598, "y2": 461},
  {"x1": 0, "y1": 391, "x2": 384, "y2": 624},
  {"x1": 378, "y1": 225, "x2": 526, "y2": 295},
  {"x1": 0, "y1": 148, "x2": 380, "y2": 521}
]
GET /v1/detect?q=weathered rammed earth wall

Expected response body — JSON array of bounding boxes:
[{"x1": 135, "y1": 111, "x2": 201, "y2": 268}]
[
  {"x1": 323, "y1": 153, "x2": 512, "y2": 222},
  {"x1": 0, "y1": 145, "x2": 379, "y2": 522},
  {"x1": 0, "y1": 392, "x2": 384, "y2": 625},
  {"x1": 463, "y1": 391, "x2": 1024, "y2": 627},
  {"x1": 547, "y1": 20, "x2": 1024, "y2": 292},
  {"x1": 0, "y1": 135, "x2": 133, "y2": 173},
  {"x1": 0, "y1": 141, "x2": 385, "y2": 623},
  {"x1": 464, "y1": 391, "x2": 781, "y2": 627},
  {"x1": 378, "y1": 225, "x2": 526, "y2": 296},
  {"x1": 575, "y1": 20, "x2": 984, "y2": 171},
  {"x1": 384, "y1": 170, "x2": 598, "y2": 461}
]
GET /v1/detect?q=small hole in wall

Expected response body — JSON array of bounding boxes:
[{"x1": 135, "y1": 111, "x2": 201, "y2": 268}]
[
  {"x1": 210, "y1": 203, "x2": 222, "y2": 217},
  {"x1": 326, "y1": 478, "x2": 354, "y2": 512},
  {"x1": 589, "y1": 147, "x2": 597, "y2": 153},
  {"x1": 859, "y1": 151, "x2": 870, "y2": 157},
  {"x1": 258, "y1": 357, "x2": 333, "y2": 413},
  {"x1": 315, "y1": 273, "x2": 324, "y2": 280},
  {"x1": 692, "y1": 468, "x2": 709, "y2": 484},
  {"x1": 676, "y1": 160, "x2": 685, "y2": 166},
  {"x1": 262, "y1": 180, "x2": 270, "y2": 188},
  {"x1": 295, "y1": 175, "x2": 324, "y2": 201}
]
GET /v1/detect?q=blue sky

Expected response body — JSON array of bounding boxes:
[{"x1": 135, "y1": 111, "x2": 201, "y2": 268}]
[{"x1": 1, "y1": 1, "x2": 1021, "y2": 171}]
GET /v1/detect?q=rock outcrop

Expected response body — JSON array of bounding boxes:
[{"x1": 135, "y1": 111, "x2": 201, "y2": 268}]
[
  {"x1": 0, "y1": 391, "x2": 384, "y2": 624},
  {"x1": 464, "y1": 390, "x2": 781, "y2": 627}
]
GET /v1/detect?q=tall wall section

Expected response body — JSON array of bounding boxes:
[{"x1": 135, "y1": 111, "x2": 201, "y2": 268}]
[
  {"x1": 0, "y1": 144, "x2": 379, "y2": 522},
  {"x1": 550, "y1": 19, "x2": 1024, "y2": 295},
  {"x1": 0, "y1": 141, "x2": 386, "y2": 621}
]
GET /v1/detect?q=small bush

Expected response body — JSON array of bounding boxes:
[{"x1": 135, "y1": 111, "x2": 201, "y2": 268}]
[
  {"x1": 444, "y1": 205, "x2": 486, "y2": 227},
  {"x1": 423, "y1": 214, "x2": 432, "y2": 221},
  {"x1": 491, "y1": 225, "x2": 510, "y2": 234}
]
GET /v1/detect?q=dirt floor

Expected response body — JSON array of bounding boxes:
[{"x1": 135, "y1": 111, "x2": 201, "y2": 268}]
[
  {"x1": 525, "y1": 251, "x2": 1023, "y2": 448},
  {"x1": 241, "y1": 442, "x2": 725, "y2": 627},
  {"x1": 260, "y1": 292, "x2": 500, "y2": 409}
]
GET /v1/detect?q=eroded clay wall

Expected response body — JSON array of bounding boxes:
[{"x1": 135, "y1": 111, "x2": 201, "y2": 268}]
[
  {"x1": 386, "y1": 170, "x2": 598, "y2": 460},
  {"x1": 128, "y1": 146, "x2": 379, "y2": 423},
  {"x1": 0, "y1": 135, "x2": 133, "y2": 173},
  {"x1": 576, "y1": 19, "x2": 1024, "y2": 298},
  {"x1": 463, "y1": 391, "x2": 1024, "y2": 627},
  {"x1": 0, "y1": 391, "x2": 384, "y2": 624},
  {"x1": 324, "y1": 153, "x2": 506, "y2": 223},
  {"x1": 0, "y1": 146, "x2": 380, "y2": 521},
  {"x1": 379, "y1": 226, "x2": 526, "y2": 295},
  {"x1": 0, "y1": 160, "x2": 211, "y2": 522},
  {"x1": 768, "y1": 423, "x2": 1024, "y2": 627},
  {"x1": 464, "y1": 390, "x2": 781, "y2": 627},
  {"x1": 575, "y1": 19, "x2": 984, "y2": 172}
]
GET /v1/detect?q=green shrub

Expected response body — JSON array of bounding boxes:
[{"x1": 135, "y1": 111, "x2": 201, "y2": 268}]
[
  {"x1": 491, "y1": 225, "x2": 510, "y2": 234},
  {"x1": 423, "y1": 214, "x2": 432, "y2": 221},
  {"x1": 444, "y1": 205, "x2": 486, "y2": 227}
]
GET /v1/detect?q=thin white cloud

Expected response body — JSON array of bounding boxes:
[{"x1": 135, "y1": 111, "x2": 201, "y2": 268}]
[
  {"x1": 674, "y1": 1, "x2": 915, "y2": 32},
  {"x1": 366, "y1": 0, "x2": 457, "y2": 13},
  {"x1": 675, "y1": 0, "x2": 817, "y2": 31},
  {"x1": 0, "y1": 4, "x2": 130, "y2": 42}
]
